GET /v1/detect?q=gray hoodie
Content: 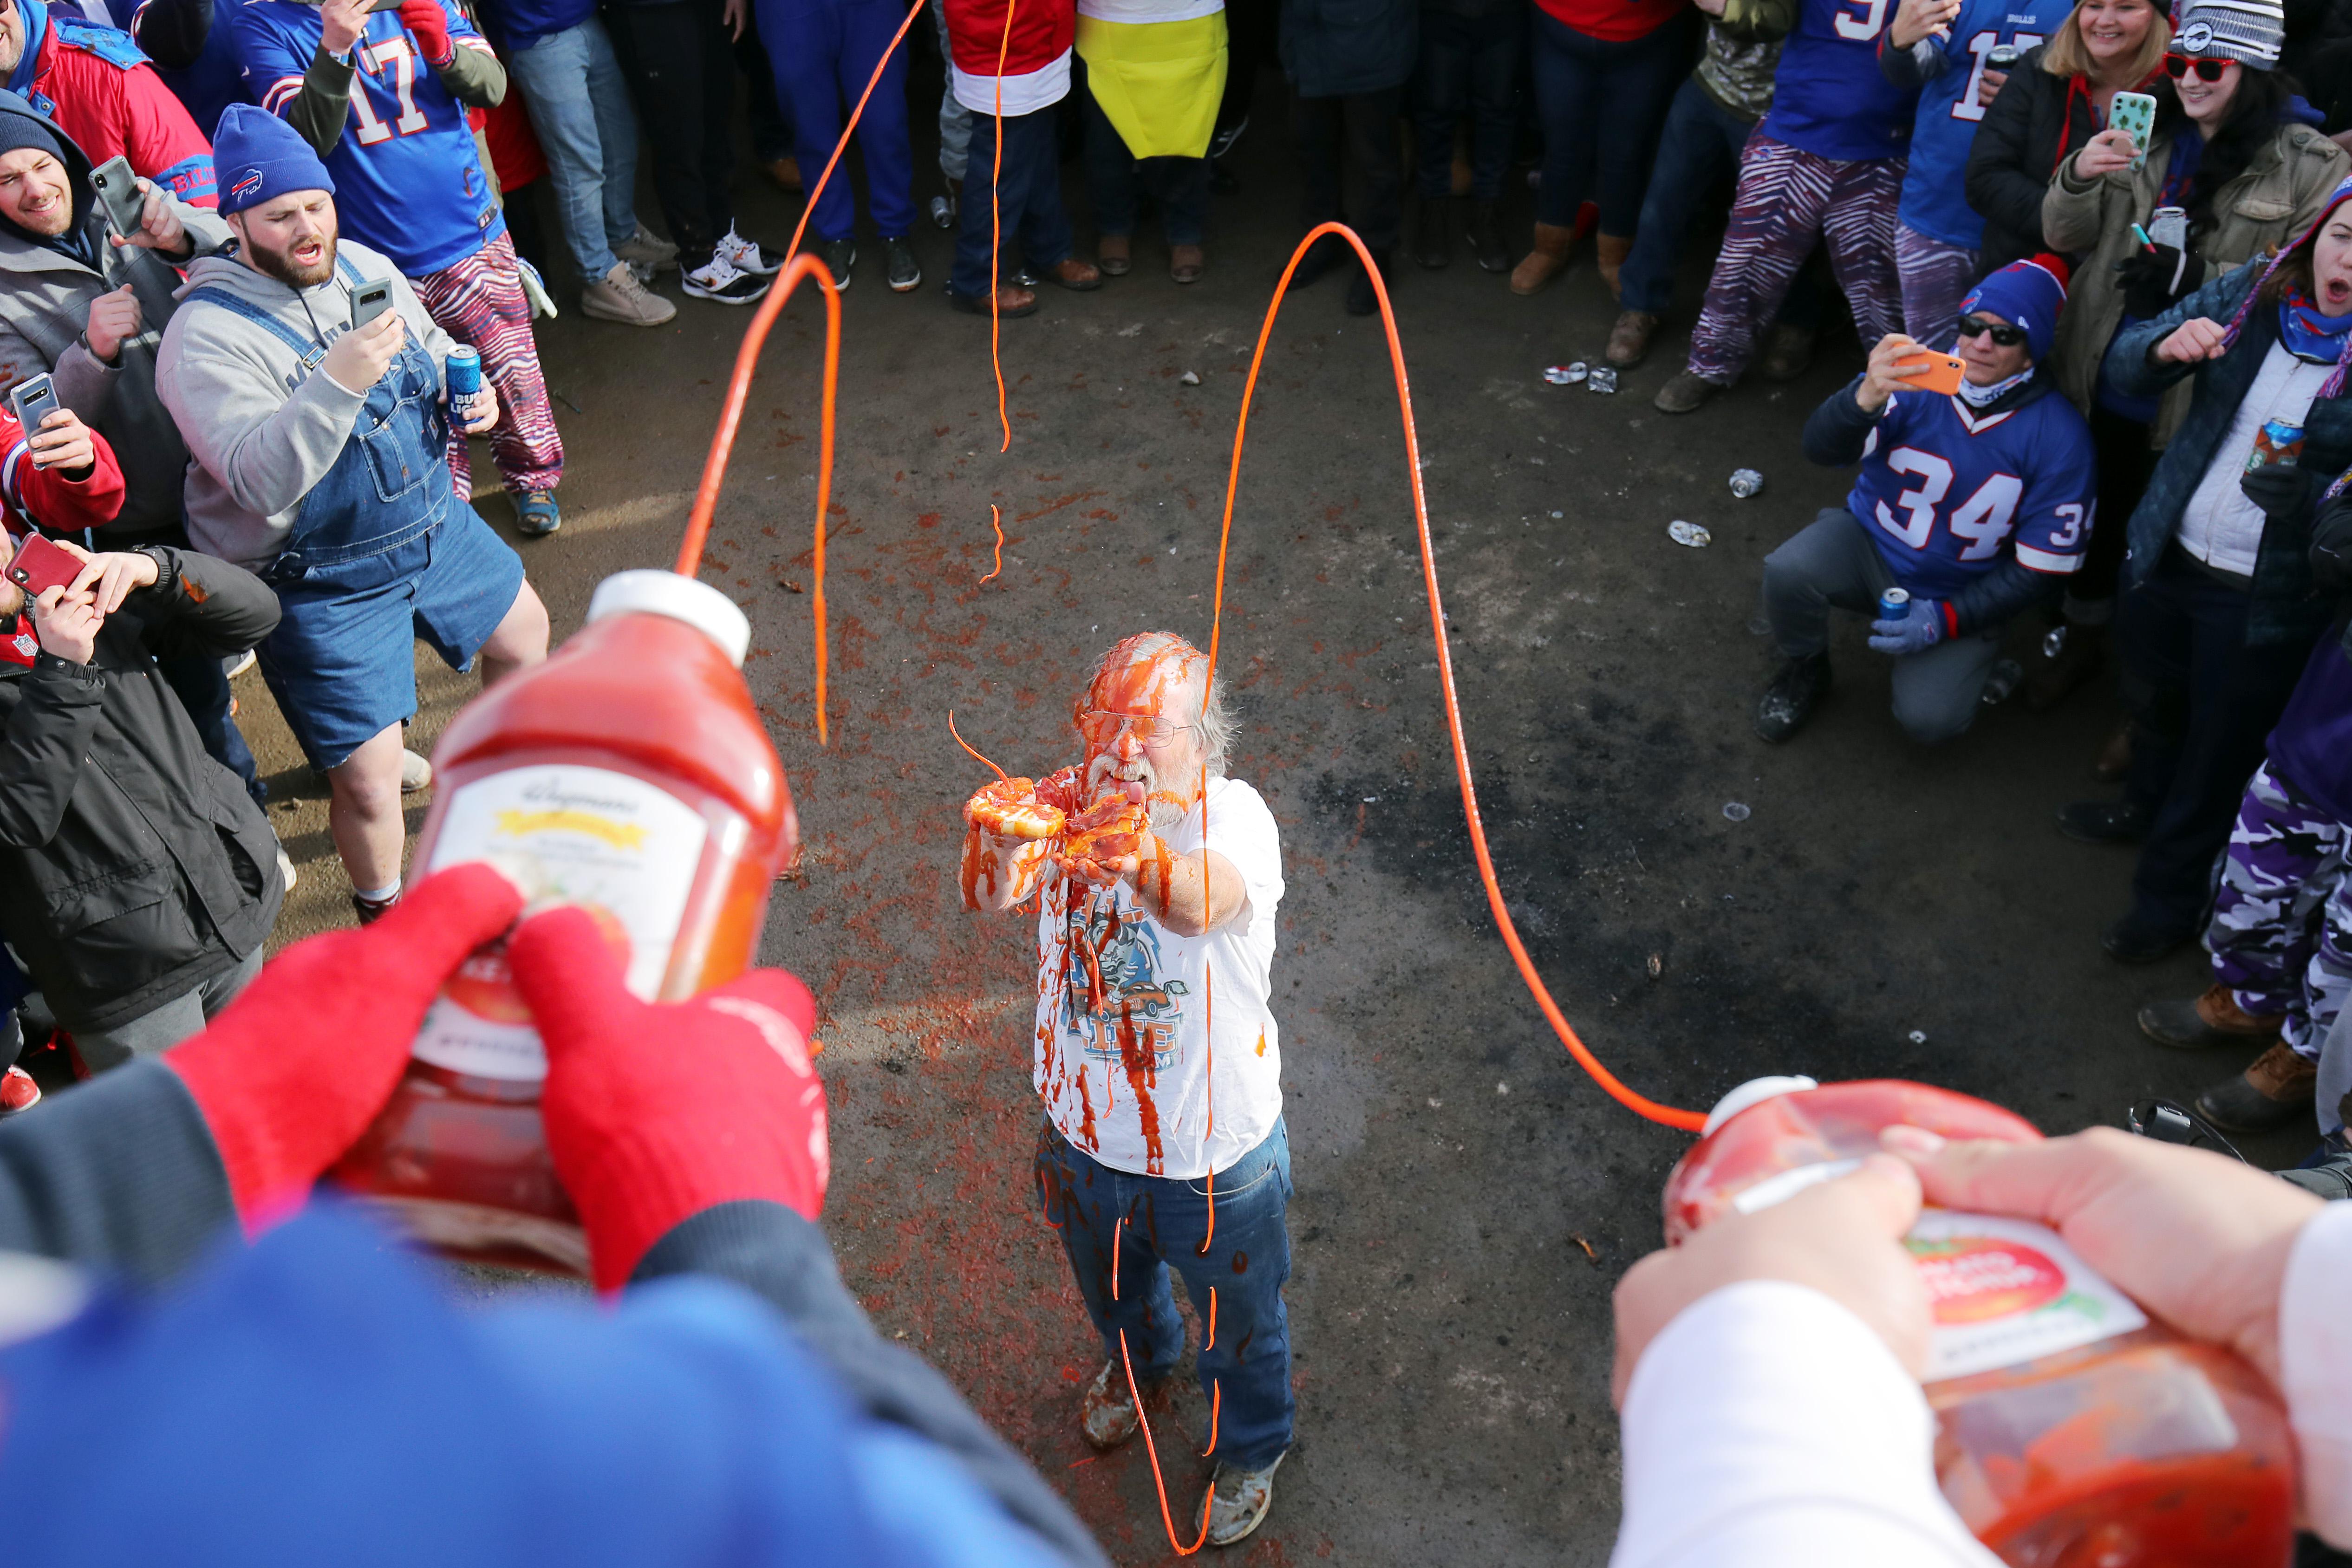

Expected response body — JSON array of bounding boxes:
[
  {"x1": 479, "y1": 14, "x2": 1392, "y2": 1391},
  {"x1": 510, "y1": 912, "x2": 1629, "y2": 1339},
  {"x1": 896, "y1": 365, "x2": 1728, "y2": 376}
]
[
  {"x1": 155, "y1": 236, "x2": 455, "y2": 570},
  {"x1": 0, "y1": 89, "x2": 234, "y2": 545}
]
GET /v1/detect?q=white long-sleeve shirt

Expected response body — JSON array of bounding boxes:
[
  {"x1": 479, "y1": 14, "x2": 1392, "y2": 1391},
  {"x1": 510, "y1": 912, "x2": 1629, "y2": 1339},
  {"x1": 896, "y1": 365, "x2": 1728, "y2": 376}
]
[{"x1": 1612, "y1": 1202, "x2": 2352, "y2": 1566}]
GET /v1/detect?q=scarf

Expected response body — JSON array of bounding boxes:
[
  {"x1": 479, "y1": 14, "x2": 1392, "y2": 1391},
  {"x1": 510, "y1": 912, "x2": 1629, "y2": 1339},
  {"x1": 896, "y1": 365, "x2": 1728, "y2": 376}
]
[
  {"x1": 2275, "y1": 277, "x2": 2352, "y2": 364},
  {"x1": 1956, "y1": 366, "x2": 2035, "y2": 407}
]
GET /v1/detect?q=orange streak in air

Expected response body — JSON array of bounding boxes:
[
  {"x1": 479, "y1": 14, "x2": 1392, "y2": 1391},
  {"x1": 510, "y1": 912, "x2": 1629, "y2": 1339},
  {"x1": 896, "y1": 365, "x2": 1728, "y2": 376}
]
[
  {"x1": 988, "y1": 0, "x2": 1015, "y2": 454},
  {"x1": 1200, "y1": 1379, "x2": 1220, "y2": 1457},
  {"x1": 981, "y1": 504, "x2": 1005, "y2": 584},
  {"x1": 782, "y1": 0, "x2": 928, "y2": 265},
  {"x1": 675, "y1": 250, "x2": 841, "y2": 746},
  {"x1": 1120, "y1": 1327, "x2": 1213, "y2": 1555},
  {"x1": 948, "y1": 710, "x2": 1009, "y2": 782},
  {"x1": 1203, "y1": 223, "x2": 1706, "y2": 1134}
]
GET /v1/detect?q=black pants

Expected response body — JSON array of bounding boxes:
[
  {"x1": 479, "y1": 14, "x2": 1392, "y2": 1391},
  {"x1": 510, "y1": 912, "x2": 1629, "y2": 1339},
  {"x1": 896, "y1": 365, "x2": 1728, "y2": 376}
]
[
  {"x1": 1215, "y1": 0, "x2": 1275, "y2": 135},
  {"x1": 158, "y1": 652, "x2": 263, "y2": 806},
  {"x1": 2117, "y1": 548, "x2": 2321, "y2": 934},
  {"x1": 2077, "y1": 405, "x2": 2157, "y2": 610},
  {"x1": 1083, "y1": 88, "x2": 1209, "y2": 245},
  {"x1": 606, "y1": 0, "x2": 737, "y2": 257},
  {"x1": 737, "y1": 22, "x2": 795, "y2": 161},
  {"x1": 1293, "y1": 85, "x2": 1403, "y2": 254},
  {"x1": 1412, "y1": 5, "x2": 1520, "y2": 201}
]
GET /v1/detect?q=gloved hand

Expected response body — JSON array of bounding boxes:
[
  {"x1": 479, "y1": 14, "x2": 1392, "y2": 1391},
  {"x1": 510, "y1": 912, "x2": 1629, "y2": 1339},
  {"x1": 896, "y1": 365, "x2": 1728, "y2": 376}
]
[
  {"x1": 2241, "y1": 460, "x2": 2321, "y2": 521},
  {"x1": 1869, "y1": 599, "x2": 1946, "y2": 656},
  {"x1": 165, "y1": 862, "x2": 525, "y2": 1228},
  {"x1": 2115, "y1": 244, "x2": 2204, "y2": 320},
  {"x1": 2311, "y1": 493, "x2": 2352, "y2": 592},
  {"x1": 396, "y1": 0, "x2": 454, "y2": 63},
  {"x1": 506, "y1": 906, "x2": 827, "y2": 1293}
]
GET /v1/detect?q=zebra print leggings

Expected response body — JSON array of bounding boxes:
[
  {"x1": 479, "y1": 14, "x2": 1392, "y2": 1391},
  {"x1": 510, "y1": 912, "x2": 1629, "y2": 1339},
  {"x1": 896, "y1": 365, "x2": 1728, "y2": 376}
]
[
  {"x1": 408, "y1": 231, "x2": 566, "y2": 499},
  {"x1": 1686, "y1": 132, "x2": 1904, "y2": 387}
]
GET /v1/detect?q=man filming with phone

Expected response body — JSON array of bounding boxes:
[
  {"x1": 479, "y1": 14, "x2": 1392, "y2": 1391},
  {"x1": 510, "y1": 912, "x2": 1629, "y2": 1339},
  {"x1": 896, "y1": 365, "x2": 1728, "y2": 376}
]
[
  {"x1": 157, "y1": 106, "x2": 550, "y2": 926},
  {"x1": 1754, "y1": 257, "x2": 2099, "y2": 745}
]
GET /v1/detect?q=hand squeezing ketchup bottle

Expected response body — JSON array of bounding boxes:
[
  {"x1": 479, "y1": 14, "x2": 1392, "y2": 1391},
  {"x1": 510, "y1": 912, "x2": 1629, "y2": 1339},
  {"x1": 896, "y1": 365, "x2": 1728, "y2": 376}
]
[
  {"x1": 1664, "y1": 1078, "x2": 2297, "y2": 1568},
  {"x1": 331, "y1": 572, "x2": 800, "y2": 1274}
]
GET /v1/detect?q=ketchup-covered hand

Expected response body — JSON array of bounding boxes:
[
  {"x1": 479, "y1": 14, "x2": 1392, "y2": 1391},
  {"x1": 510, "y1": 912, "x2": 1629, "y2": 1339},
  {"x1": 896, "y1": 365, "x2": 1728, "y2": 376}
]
[
  {"x1": 506, "y1": 906, "x2": 827, "y2": 1293},
  {"x1": 397, "y1": 0, "x2": 455, "y2": 63},
  {"x1": 164, "y1": 862, "x2": 526, "y2": 1229}
]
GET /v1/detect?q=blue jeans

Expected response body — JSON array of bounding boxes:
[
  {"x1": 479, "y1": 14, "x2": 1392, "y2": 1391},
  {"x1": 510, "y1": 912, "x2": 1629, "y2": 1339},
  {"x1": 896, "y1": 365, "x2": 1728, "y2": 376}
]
[
  {"x1": 507, "y1": 18, "x2": 640, "y2": 281},
  {"x1": 1618, "y1": 75, "x2": 1745, "y2": 316},
  {"x1": 1036, "y1": 1116, "x2": 1295, "y2": 1471},
  {"x1": 756, "y1": 0, "x2": 917, "y2": 242},
  {"x1": 1082, "y1": 86, "x2": 1209, "y2": 245},
  {"x1": 1529, "y1": 8, "x2": 1689, "y2": 233},
  {"x1": 1412, "y1": 3, "x2": 1520, "y2": 201},
  {"x1": 951, "y1": 105, "x2": 1074, "y2": 296}
]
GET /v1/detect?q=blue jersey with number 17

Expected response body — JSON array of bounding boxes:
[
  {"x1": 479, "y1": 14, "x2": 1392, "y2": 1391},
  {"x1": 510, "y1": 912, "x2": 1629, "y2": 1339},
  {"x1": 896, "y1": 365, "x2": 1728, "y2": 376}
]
[
  {"x1": 227, "y1": 0, "x2": 503, "y2": 276},
  {"x1": 1761, "y1": 0, "x2": 1920, "y2": 162},
  {"x1": 1849, "y1": 383, "x2": 2097, "y2": 597},
  {"x1": 1894, "y1": 0, "x2": 2073, "y2": 247}
]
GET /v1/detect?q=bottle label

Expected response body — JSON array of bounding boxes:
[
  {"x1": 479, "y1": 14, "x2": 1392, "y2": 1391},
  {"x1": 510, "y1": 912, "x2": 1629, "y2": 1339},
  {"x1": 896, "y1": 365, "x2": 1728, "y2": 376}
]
[
  {"x1": 412, "y1": 763, "x2": 710, "y2": 1081},
  {"x1": 1908, "y1": 1211, "x2": 2148, "y2": 1381}
]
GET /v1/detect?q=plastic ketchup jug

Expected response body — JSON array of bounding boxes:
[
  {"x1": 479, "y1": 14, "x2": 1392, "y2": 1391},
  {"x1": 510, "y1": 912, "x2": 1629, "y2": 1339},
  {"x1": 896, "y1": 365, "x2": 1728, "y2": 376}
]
[
  {"x1": 330, "y1": 571, "x2": 799, "y2": 1275},
  {"x1": 1662, "y1": 1078, "x2": 2296, "y2": 1568}
]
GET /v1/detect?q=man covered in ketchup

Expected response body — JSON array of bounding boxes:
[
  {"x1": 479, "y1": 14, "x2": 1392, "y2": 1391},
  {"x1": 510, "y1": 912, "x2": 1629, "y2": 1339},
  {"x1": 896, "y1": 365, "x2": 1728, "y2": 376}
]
[{"x1": 962, "y1": 631, "x2": 1294, "y2": 1546}]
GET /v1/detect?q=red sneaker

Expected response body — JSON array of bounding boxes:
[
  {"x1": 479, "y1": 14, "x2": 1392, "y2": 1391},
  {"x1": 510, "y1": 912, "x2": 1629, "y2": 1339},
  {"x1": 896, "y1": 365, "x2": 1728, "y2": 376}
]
[{"x1": 0, "y1": 1065, "x2": 42, "y2": 1115}]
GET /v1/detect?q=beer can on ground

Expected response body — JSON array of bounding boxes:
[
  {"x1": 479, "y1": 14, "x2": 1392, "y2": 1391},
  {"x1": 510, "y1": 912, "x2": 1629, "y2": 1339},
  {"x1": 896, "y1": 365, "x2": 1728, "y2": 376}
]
[
  {"x1": 1880, "y1": 587, "x2": 1910, "y2": 620},
  {"x1": 2247, "y1": 418, "x2": 2306, "y2": 473},
  {"x1": 445, "y1": 345, "x2": 483, "y2": 416}
]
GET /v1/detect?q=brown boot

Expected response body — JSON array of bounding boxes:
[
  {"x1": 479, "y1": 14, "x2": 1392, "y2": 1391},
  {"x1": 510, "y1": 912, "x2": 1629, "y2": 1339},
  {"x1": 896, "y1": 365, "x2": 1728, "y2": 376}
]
[
  {"x1": 1595, "y1": 233, "x2": 1632, "y2": 303},
  {"x1": 2196, "y1": 1041, "x2": 2318, "y2": 1132},
  {"x1": 2139, "y1": 983, "x2": 2287, "y2": 1050},
  {"x1": 1758, "y1": 322, "x2": 1817, "y2": 382},
  {"x1": 1606, "y1": 309, "x2": 1660, "y2": 369},
  {"x1": 2025, "y1": 621, "x2": 2105, "y2": 711},
  {"x1": 2093, "y1": 719, "x2": 2132, "y2": 784},
  {"x1": 1511, "y1": 221, "x2": 1572, "y2": 295}
]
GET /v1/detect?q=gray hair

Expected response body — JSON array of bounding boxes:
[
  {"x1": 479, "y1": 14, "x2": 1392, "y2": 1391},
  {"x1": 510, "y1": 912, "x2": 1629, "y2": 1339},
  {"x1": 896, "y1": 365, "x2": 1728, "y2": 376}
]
[{"x1": 1089, "y1": 631, "x2": 1237, "y2": 778}]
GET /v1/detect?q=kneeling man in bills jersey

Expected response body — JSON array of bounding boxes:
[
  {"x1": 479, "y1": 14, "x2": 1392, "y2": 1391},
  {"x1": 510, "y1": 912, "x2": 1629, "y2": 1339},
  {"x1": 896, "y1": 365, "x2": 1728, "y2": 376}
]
[{"x1": 1756, "y1": 257, "x2": 2095, "y2": 744}]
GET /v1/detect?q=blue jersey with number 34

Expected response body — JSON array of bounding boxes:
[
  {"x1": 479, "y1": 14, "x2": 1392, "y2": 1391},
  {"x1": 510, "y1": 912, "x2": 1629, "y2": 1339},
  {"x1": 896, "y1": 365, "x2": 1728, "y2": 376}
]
[
  {"x1": 1762, "y1": 0, "x2": 1921, "y2": 161},
  {"x1": 1848, "y1": 385, "x2": 2097, "y2": 597}
]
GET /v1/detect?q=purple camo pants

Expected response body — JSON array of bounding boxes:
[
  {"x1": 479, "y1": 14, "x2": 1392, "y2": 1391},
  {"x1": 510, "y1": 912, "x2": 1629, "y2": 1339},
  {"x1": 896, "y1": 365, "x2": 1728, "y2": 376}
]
[
  {"x1": 1686, "y1": 132, "x2": 1904, "y2": 387},
  {"x1": 2207, "y1": 760, "x2": 2352, "y2": 1060}
]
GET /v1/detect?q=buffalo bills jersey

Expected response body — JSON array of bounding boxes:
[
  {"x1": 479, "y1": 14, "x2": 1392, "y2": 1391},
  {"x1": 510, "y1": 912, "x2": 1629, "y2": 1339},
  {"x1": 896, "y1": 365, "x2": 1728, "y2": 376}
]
[
  {"x1": 1761, "y1": 0, "x2": 1920, "y2": 162},
  {"x1": 1849, "y1": 384, "x2": 2096, "y2": 595},
  {"x1": 1894, "y1": 0, "x2": 2072, "y2": 247},
  {"x1": 227, "y1": 0, "x2": 502, "y2": 275}
]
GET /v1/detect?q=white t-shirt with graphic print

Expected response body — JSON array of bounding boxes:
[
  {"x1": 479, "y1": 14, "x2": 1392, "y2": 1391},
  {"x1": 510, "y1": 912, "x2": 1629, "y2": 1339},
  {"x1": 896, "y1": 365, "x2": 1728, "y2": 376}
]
[{"x1": 1030, "y1": 776, "x2": 1284, "y2": 1180}]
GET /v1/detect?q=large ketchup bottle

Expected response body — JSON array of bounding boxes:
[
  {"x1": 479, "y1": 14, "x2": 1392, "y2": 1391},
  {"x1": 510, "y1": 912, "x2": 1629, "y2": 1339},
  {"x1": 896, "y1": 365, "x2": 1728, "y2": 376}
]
[
  {"x1": 330, "y1": 571, "x2": 800, "y2": 1275},
  {"x1": 1663, "y1": 1078, "x2": 2296, "y2": 1568}
]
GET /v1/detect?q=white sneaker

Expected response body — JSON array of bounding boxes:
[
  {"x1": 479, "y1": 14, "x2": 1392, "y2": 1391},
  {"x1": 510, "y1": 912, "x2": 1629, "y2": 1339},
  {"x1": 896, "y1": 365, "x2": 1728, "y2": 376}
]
[
  {"x1": 682, "y1": 251, "x2": 770, "y2": 305},
  {"x1": 275, "y1": 844, "x2": 298, "y2": 893},
  {"x1": 580, "y1": 260, "x2": 678, "y2": 326},
  {"x1": 715, "y1": 224, "x2": 782, "y2": 277},
  {"x1": 223, "y1": 649, "x2": 256, "y2": 679},
  {"x1": 401, "y1": 748, "x2": 433, "y2": 794},
  {"x1": 613, "y1": 222, "x2": 680, "y2": 273}
]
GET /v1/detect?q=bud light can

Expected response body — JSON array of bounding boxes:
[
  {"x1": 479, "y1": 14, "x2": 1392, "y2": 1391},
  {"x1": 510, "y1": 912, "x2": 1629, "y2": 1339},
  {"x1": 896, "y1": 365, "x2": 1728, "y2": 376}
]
[
  {"x1": 444, "y1": 345, "x2": 482, "y2": 417},
  {"x1": 1880, "y1": 587, "x2": 1910, "y2": 620}
]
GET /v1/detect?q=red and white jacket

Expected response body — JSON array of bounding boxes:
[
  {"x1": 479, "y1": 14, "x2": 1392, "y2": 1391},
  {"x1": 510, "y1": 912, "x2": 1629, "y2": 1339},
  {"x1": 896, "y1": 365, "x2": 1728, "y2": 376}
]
[
  {"x1": 943, "y1": 0, "x2": 1075, "y2": 117},
  {"x1": 11, "y1": 2, "x2": 216, "y2": 207}
]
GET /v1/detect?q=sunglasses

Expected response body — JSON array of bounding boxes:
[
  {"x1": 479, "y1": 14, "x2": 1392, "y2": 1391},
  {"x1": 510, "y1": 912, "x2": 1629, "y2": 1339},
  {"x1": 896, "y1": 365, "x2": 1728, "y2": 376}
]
[
  {"x1": 1955, "y1": 315, "x2": 2030, "y2": 347},
  {"x1": 1077, "y1": 710, "x2": 1195, "y2": 745},
  {"x1": 2163, "y1": 52, "x2": 2233, "y2": 81}
]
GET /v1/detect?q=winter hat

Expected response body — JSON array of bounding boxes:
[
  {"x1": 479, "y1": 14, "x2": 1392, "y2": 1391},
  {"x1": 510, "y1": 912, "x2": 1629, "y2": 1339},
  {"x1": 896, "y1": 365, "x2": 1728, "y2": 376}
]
[
  {"x1": 0, "y1": 104, "x2": 66, "y2": 169},
  {"x1": 1959, "y1": 255, "x2": 2071, "y2": 364},
  {"x1": 212, "y1": 104, "x2": 334, "y2": 216},
  {"x1": 2173, "y1": 0, "x2": 2285, "y2": 70}
]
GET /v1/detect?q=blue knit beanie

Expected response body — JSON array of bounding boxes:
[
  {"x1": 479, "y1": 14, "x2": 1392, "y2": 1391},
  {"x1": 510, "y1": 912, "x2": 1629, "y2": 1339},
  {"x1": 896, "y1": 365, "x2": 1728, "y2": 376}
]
[
  {"x1": 212, "y1": 104, "x2": 334, "y2": 215},
  {"x1": 1959, "y1": 258, "x2": 2069, "y2": 364}
]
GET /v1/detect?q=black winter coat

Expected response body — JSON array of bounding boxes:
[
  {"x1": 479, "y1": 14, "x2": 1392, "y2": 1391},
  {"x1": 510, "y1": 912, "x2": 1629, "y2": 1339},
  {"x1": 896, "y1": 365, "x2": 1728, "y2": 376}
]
[
  {"x1": 1281, "y1": 0, "x2": 1417, "y2": 97},
  {"x1": 0, "y1": 547, "x2": 283, "y2": 1033},
  {"x1": 1965, "y1": 46, "x2": 2104, "y2": 275}
]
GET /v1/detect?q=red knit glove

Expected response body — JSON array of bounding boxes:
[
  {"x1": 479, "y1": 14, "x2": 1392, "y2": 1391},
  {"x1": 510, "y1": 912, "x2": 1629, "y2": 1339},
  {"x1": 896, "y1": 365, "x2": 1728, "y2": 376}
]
[
  {"x1": 165, "y1": 863, "x2": 525, "y2": 1230},
  {"x1": 505, "y1": 906, "x2": 827, "y2": 1293},
  {"x1": 396, "y1": 0, "x2": 455, "y2": 64}
]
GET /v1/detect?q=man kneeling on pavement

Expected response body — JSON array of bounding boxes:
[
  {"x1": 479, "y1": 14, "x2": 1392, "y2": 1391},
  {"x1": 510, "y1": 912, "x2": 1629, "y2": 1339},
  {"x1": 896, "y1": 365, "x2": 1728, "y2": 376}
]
[{"x1": 1755, "y1": 257, "x2": 2098, "y2": 744}]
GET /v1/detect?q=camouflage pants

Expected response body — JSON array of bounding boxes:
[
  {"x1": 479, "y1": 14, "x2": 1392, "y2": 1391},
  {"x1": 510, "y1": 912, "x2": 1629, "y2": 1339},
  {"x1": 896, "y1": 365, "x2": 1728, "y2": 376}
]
[{"x1": 2206, "y1": 761, "x2": 2352, "y2": 1060}]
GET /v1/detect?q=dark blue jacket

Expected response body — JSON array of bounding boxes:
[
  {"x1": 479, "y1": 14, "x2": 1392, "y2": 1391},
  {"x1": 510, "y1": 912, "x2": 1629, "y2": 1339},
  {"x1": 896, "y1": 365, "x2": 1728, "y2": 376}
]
[{"x1": 2104, "y1": 262, "x2": 2351, "y2": 647}]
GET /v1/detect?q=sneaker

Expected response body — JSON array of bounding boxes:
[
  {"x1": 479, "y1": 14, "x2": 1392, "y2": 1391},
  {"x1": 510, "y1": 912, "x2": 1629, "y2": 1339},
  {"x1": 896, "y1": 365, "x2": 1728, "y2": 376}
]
[
  {"x1": 515, "y1": 489, "x2": 561, "y2": 538},
  {"x1": 1654, "y1": 370, "x2": 1725, "y2": 415},
  {"x1": 682, "y1": 251, "x2": 771, "y2": 305},
  {"x1": 2140, "y1": 984, "x2": 2284, "y2": 1050},
  {"x1": 223, "y1": 648, "x2": 257, "y2": 679},
  {"x1": 613, "y1": 222, "x2": 679, "y2": 274},
  {"x1": 1204, "y1": 1452, "x2": 1285, "y2": 1546},
  {"x1": 401, "y1": 747, "x2": 433, "y2": 794},
  {"x1": 352, "y1": 891, "x2": 399, "y2": 926},
  {"x1": 0, "y1": 1065, "x2": 38, "y2": 1116},
  {"x1": 2056, "y1": 799, "x2": 2148, "y2": 845},
  {"x1": 1757, "y1": 322, "x2": 1817, "y2": 383},
  {"x1": 1208, "y1": 114, "x2": 1247, "y2": 161},
  {"x1": 275, "y1": 843, "x2": 298, "y2": 894},
  {"x1": 716, "y1": 224, "x2": 783, "y2": 277},
  {"x1": 1080, "y1": 1361, "x2": 1143, "y2": 1450},
  {"x1": 818, "y1": 237, "x2": 856, "y2": 290},
  {"x1": 1606, "y1": 309, "x2": 1660, "y2": 369},
  {"x1": 1754, "y1": 652, "x2": 1831, "y2": 743},
  {"x1": 2196, "y1": 1041, "x2": 2319, "y2": 1132},
  {"x1": 580, "y1": 260, "x2": 678, "y2": 326}
]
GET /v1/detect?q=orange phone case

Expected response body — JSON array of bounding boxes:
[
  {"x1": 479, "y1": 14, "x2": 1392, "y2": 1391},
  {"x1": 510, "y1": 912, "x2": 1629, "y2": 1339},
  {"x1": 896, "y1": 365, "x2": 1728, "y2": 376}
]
[{"x1": 1900, "y1": 351, "x2": 1968, "y2": 396}]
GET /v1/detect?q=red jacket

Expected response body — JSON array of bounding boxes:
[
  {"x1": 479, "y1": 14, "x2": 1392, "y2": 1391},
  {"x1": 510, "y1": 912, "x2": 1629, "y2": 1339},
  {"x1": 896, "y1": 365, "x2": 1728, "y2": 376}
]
[
  {"x1": 18, "y1": 7, "x2": 216, "y2": 207},
  {"x1": 0, "y1": 410, "x2": 127, "y2": 539},
  {"x1": 943, "y1": 0, "x2": 1074, "y2": 115}
]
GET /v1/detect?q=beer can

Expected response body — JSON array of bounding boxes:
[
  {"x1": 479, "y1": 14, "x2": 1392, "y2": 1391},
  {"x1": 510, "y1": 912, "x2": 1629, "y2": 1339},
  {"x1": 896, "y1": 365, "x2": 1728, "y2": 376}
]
[
  {"x1": 444, "y1": 345, "x2": 482, "y2": 410},
  {"x1": 2246, "y1": 417, "x2": 2306, "y2": 472},
  {"x1": 1880, "y1": 587, "x2": 1911, "y2": 620}
]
